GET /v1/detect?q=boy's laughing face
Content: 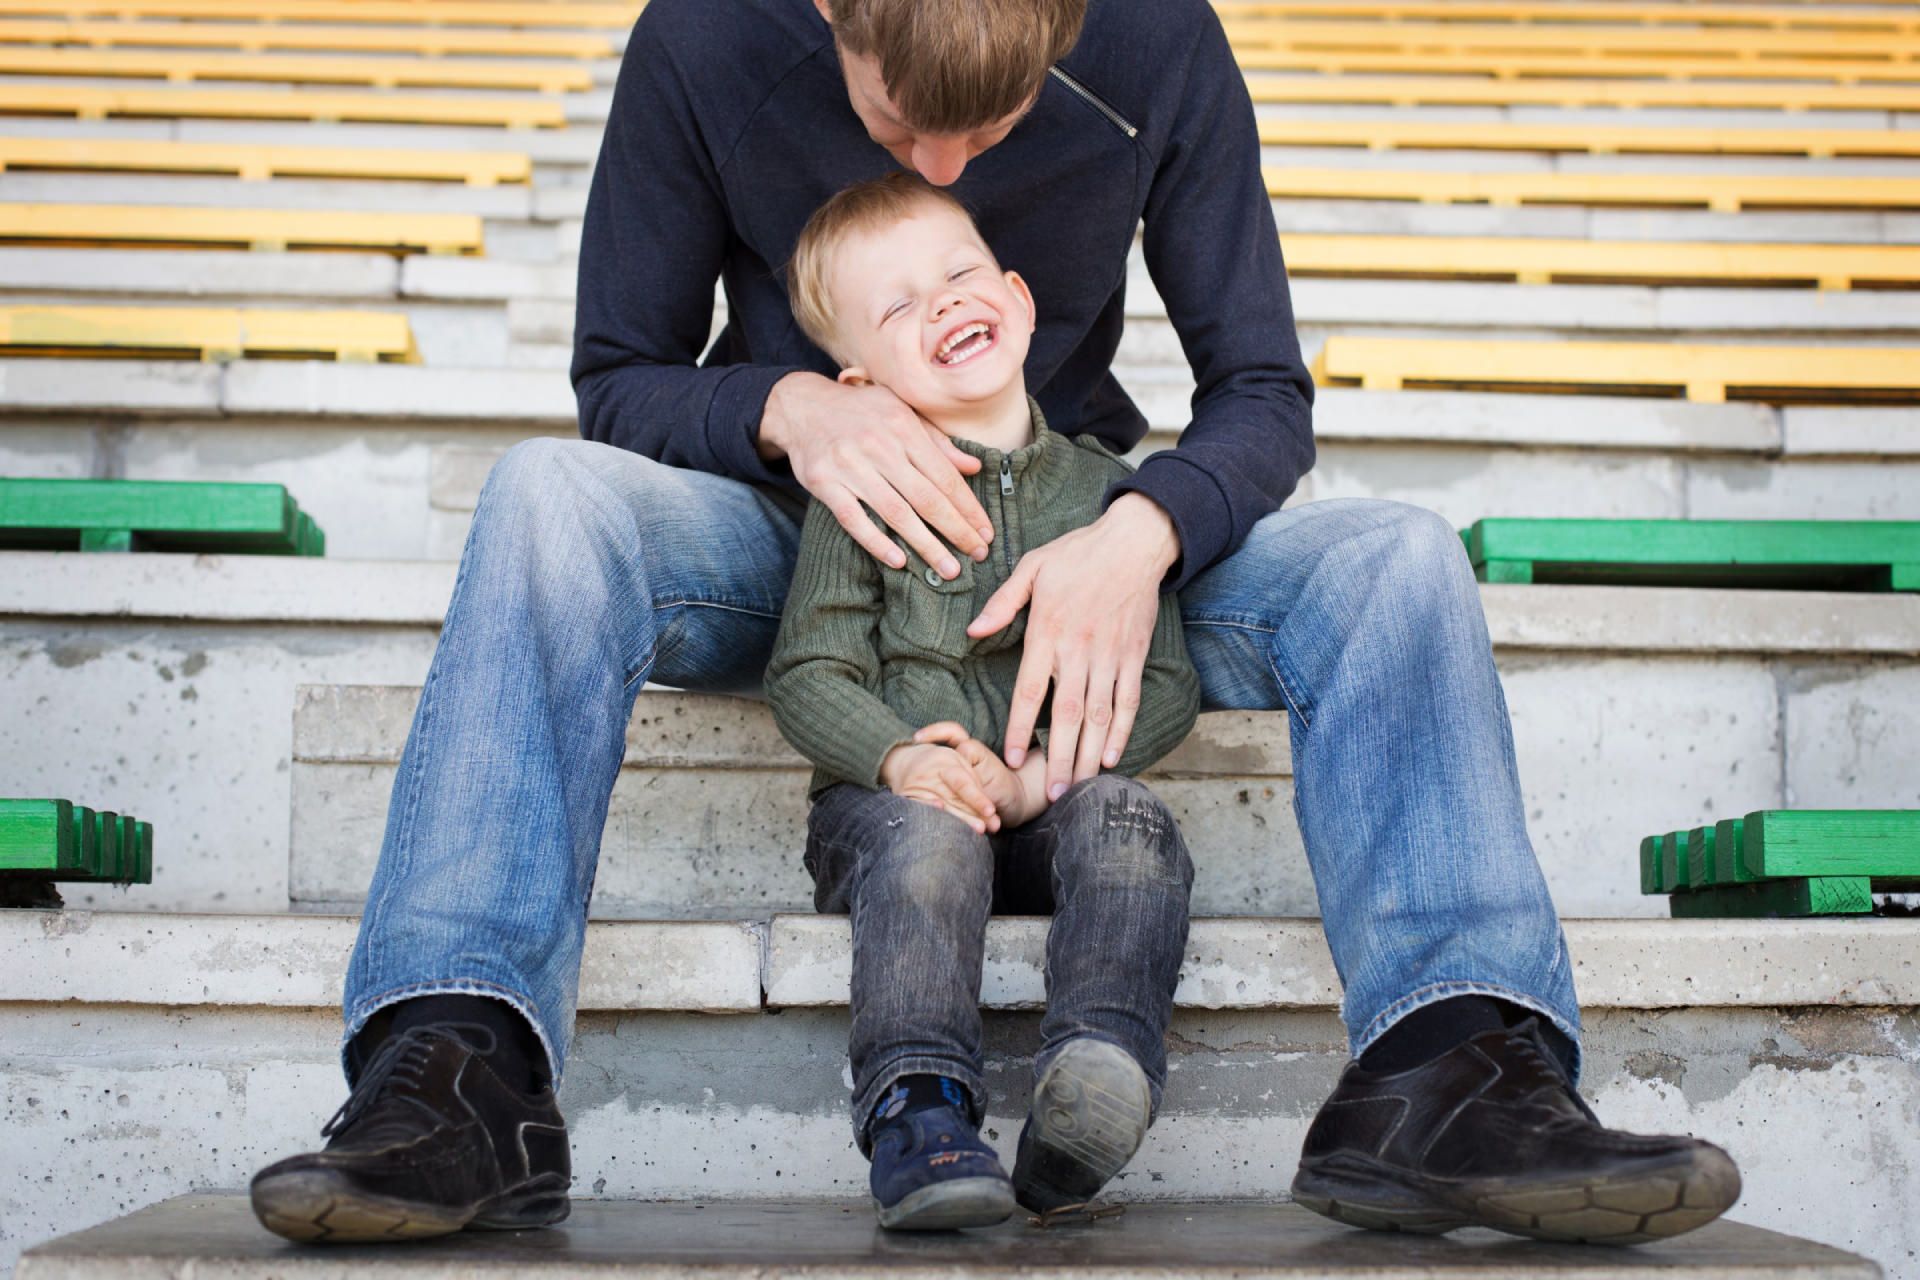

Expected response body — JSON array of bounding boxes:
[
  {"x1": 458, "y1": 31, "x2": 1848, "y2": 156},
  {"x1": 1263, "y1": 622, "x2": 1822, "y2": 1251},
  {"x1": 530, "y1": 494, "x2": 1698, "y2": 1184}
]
[{"x1": 825, "y1": 201, "x2": 1036, "y2": 416}]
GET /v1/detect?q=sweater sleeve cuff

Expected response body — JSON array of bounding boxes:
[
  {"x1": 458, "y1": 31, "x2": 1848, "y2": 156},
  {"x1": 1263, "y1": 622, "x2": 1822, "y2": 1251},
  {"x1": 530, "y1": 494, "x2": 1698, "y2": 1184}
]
[
  {"x1": 1105, "y1": 453, "x2": 1235, "y2": 593},
  {"x1": 705, "y1": 363, "x2": 807, "y2": 488},
  {"x1": 846, "y1": 714, "x2": 922, "y2": 790}
]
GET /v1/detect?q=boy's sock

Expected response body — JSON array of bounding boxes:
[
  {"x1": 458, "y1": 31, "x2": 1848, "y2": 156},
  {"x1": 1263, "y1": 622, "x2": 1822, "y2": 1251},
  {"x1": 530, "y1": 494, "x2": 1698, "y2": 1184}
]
[{"x1": 869, "y1": 1074, "x2": 970, "y2": 1140}]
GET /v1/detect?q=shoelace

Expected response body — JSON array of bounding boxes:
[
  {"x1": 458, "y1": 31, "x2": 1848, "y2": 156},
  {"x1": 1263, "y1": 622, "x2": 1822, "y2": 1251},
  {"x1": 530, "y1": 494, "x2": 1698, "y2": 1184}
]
[
  {"x1": 320, "y1": 1022, "x2": 498, "y2": 1141},
  {"x1": 1504, "y1": 1024, "x2": 1601, "y2": 1125}
]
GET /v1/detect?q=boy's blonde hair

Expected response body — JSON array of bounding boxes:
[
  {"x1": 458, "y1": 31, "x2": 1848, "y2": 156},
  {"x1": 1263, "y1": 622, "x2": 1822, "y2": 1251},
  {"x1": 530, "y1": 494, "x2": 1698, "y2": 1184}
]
[
  {"x1": 788, "y1": 172, "x2": 986, "y2": 365},
  {"x1": 824, "y1": 0, "x2": 1086, "y2": 134}
]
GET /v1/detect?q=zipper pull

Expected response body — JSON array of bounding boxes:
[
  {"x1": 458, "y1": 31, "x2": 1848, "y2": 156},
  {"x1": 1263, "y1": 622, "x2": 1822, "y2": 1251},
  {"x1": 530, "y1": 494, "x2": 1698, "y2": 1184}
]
[{"x1": 999, "y1": 456, "x2": 1014, "y2": 496}]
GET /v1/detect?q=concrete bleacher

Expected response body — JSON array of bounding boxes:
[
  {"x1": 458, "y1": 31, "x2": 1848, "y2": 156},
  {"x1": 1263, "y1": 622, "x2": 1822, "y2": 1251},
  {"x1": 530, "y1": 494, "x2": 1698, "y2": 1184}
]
[{"x1": 3, "y1": 0, "x2": 1919, "y2": 1275}]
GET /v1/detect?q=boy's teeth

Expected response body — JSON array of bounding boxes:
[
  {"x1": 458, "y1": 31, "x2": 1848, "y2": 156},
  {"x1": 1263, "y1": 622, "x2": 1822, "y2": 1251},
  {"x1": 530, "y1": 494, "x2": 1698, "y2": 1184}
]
[{"x1": 936, "y1": 323, "x2": 991, "y2": 364}]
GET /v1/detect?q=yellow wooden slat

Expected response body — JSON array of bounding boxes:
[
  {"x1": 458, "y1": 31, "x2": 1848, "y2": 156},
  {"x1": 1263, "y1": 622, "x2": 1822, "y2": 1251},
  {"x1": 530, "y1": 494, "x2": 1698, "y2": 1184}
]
[
  {"x1": 1257, "y1": 117, "x2": 1920, "y2": 158},
  {"x1": 1284, "y1": 234, "x2": 1920, "y2": 289},
  {"x1": 0, "y1": 82, "x2": 566, "y2": 127},
  {"x1": 0, "y1": 304, "x2": 417, "y2": 362},
  {"x1": 0, "y1": 135, "x2": 530, "y2": 184},
  {"x1": 1236, "y1": 46, "x2": 1920, "y2": 85},
  {"x1": 0, "y1": 0, "x2": 640, "y2": 27},
  {"x1": 1222, "y1": 17, "x2": 1920, "y2": 60},
  {"x1": 1313, "y1": 335, "x2": 1920, "y2": 403},
  {"x1": 0, "y1": 46, "x2": 593, "y2": 90},
  {"x1": 1263, "y1": 166, "x2": 1920, "y2": 213},
  {"x1": 1216, "y1": 0, "x2": 1920, "y2": 35},
  {"x1": 1245, "y1": 71, "x2": 1920, "y2": 110},
  {"x1": 0, "y1": 203, "x2": 484, "y2": 254},
  {"x1": 0, "y1": 17, "x2": 615, "y2": 56}
]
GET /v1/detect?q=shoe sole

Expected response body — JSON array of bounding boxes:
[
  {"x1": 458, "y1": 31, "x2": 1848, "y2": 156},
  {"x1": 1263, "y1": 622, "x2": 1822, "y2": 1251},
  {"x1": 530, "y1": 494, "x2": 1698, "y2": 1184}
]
[
  {"x1": 1014, "y1": 1039, "x2": 1151, "y2": 1213},
  {"x1": 875, "y1": 1176, "x2": 1017, "y2": 1231},
  {"x1": 1292, "y1": 1145, "x2": 1743, "y2": 1245},
  {"x1": 250, "y1": 1167, "x2": 570, "y2": 1244}
]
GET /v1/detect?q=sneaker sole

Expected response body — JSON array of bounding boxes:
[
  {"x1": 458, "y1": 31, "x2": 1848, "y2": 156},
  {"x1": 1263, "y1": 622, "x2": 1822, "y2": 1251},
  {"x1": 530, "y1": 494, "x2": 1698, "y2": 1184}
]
[
  {"x1": 1292, "y1": 1145, "x2": 1742, "y2": 1245},
  {"x1": 875, "y1": 1176, "x2": 1017, "y2": 1231},
  {"x1": 250, "y1": 1167, "x2": 570, "y2": 1244},
  {"x1": 1014, "y1": 1039, "x2": 1151, "y2": 1213}
]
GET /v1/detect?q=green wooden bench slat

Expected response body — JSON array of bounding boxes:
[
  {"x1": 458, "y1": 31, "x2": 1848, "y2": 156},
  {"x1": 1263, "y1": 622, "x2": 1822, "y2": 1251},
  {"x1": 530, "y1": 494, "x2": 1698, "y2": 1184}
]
[
  {"x1": 1669, "y1": 876, "x2": 1874, "y2": 918},
  {"x1": 1639, "y1": 834, "x2": 1661, "y2": 895},
  {"x1": 1712, "y1": 817, "x2": 1761, "y2": 886},
  {"x1": 1, "y1": 799, "x2": 147, "y2": 883},
  {"x1": 1660, "y1": 830, "x2": 1687, "y2": 893},
  {"x1": 1746, "y1": 810, "x2": 1920, "y2": 879},
  {"x1": 0, "y1": 477, "x2": 324, "y2": 556},
  {"x1": 1686, "y1": 825, "x2": 1716, "y2": 891},
  {"x1": 0, "y1": 798, "x2": 74, "y2": 872},
  {"x1": 1463, "y1": 519, "x2": 1920, "y2": 590}
]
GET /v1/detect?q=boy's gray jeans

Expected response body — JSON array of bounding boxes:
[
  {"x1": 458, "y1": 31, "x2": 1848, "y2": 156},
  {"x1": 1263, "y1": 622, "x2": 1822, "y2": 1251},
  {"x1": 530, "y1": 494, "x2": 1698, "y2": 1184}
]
[{"x1": 806, "y1": 774, "x2": 1194, "y2": 1149}]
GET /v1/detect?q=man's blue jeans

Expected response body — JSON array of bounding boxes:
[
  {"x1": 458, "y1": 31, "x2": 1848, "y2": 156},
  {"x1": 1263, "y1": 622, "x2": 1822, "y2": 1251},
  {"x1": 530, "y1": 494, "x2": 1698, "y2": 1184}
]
[{"x1": 342, "y1": 438, "x2": 1582, "y2": 1087}]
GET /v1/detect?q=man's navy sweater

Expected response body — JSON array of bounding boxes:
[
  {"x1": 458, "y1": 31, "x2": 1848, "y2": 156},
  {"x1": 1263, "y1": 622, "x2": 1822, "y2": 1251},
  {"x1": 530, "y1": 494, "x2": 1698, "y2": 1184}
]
[{"x1": 571, "y1": 0, "x2": 1314, "y2": 590}]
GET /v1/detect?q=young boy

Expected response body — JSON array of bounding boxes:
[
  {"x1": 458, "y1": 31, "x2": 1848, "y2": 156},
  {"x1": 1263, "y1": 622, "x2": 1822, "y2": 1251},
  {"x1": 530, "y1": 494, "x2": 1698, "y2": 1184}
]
[{"x1": 764, "y1": 173, "x2": 1201, "y2": 1231}]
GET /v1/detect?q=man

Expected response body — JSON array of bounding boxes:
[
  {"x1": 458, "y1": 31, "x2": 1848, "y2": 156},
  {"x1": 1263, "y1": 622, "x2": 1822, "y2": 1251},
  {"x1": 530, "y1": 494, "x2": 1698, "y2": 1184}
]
[{"x1": 250, "y1": 0, "x2": 1740, "y2": 1246}]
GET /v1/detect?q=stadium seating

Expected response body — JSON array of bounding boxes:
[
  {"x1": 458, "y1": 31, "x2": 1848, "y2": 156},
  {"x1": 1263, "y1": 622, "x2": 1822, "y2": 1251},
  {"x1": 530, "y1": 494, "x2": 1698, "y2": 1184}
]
[
  {"x1": 0, "y1": 304, "x2": 418, "y2": 360},
  {"x1": 1314, "y1": 336, "x2": 1920, "y2": 401},
  {"x1": 0, "y1": 47, "x2": 595, "y2": 91},
  {"x1": 1215, "y1": 0, "x2": 1920, "y2": 33},
  {"x1": 1641, "y1": 810, "x2": 1920, "y2": 916},
  {"x1": 1255, "y1": 118, "x2": 1920, "y2": 158},
  {"x1": 1284, "y1": 235, "x2": 1920, "y2": 288},
  {"x1": 0, "y1": 135, "x2": 532, "y2": 183},
  {"x1": 0, "y1": 477, "x2": 326, "y2": 554},
  {"x1": 0, "y1": 16, "x2": 616, "y2": 56},
  {"x1": 1458, "y1": 517, "x2": 1920, "y2": 589},
  {"x1": 0, "y1": 83, "x2": 569, "y2": 127},
  {"x1": 1262, "y1": 168, "x2": 1920, "y2": 214},
  {"x1": 0, "y1": 203, "x2": 483, "y2": 253}
]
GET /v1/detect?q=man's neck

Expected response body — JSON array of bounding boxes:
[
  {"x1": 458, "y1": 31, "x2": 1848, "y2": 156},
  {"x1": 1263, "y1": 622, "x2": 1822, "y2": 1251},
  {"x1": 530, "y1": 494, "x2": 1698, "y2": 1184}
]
[{"x1": 922, "y1": 382, "x2": 1033, "y2": 454}]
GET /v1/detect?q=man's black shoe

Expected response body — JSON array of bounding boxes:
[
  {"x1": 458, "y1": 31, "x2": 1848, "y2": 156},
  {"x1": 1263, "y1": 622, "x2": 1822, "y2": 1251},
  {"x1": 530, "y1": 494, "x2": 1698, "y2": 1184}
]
[
  {"x1": 1291, "y1": 1019, "x2": 1741, "y2": 1245},
  {"x1": 250, "y1": 1023, "x2": 570, "y2": 1243}
]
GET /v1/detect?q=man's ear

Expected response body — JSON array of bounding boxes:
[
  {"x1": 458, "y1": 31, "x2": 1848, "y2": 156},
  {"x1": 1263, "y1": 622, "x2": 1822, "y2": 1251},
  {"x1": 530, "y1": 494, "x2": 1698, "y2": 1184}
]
[
  {"x1": 836, "y1": 365, "x2": 872, "y2": 387},
  {"x1": 811, "y1": 0, "x2": 832, "y2": 24},
  {"x1": 1005, "y1": 269, "x2": 1037, "y2": 336}
]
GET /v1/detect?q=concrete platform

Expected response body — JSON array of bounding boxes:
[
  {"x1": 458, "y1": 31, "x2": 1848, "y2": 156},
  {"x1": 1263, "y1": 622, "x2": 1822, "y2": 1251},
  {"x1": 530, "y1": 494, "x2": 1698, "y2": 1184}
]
[{"x1": 12, "y1": 1195, "x2": 1882, "y2": 1279}]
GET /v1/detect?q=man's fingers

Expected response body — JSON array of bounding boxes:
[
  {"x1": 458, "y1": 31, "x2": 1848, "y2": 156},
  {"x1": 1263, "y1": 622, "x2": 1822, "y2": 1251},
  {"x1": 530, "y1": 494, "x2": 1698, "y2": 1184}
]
[
  {"x1": 865, "y1": 488, "x2": 957, "y2": 578},
  {"x1": 969, "y1": 556, "x2": 1039, "y2": 639},
  {"x1": 1002, "y1": 633, "x2": 1054, "y2": 769},
  {"x1": 1073, "y1": 655, "x2": 1117, "y2": 784},
  {"x1": 1101, "y1": 661, "x2": 1144, "y2": 772},
  {"x1": 906, "y1": 429, "x2": 994, "y2": 559},
  {"x1": 824, "y1": 489, "x2": 907, "y2": 570},
  {"x1": 936, "y1": 765, "x2": 995, "y2": 834},
  {"x1": 1047, "y1": 654, "x2": 1089, "y2": 802}
]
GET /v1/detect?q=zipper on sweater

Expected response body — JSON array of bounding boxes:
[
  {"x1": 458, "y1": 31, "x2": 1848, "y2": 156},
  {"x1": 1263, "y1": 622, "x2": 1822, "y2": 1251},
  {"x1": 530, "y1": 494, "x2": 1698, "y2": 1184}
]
[
  {"x1": 1048, "y1": 66, "x2": 1138, "y2": 139},
  {"x1": 992, "y1": 454, "x2": 1016, "y2": 573}
]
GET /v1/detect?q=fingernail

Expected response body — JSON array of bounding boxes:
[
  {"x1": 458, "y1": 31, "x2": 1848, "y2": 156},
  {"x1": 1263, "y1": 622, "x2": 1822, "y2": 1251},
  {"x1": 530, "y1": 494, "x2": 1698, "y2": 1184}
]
[
  {"x1": 977, "y1": 526, "x2": 994, "y2": 543},
  {"x1": 939, "y1": 557, "x2": 960, "y2": 578},
  {"x1": 971, "y1": 546, "x2": 989, "y2": 561},
  {"x1": 1008, "y1": 749, "x2": 1025, "y2": 767},
  {"x1": 1048, "y1": 782, "x2": 1066, "y2": 801},
  {"x1": 1104, "y1": 750, "x2": 1119, "y2": 767}
]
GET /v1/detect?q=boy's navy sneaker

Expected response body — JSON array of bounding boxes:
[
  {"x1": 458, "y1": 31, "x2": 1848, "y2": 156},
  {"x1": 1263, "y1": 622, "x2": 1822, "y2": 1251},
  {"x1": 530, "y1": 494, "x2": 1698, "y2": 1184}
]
[
  {"x1": 868, "y1": 1095, "x2": 1015, "y2": 1230},
  {"x1": 1012, "y1": 1038, "x2": 1152, "y2": 1213}
]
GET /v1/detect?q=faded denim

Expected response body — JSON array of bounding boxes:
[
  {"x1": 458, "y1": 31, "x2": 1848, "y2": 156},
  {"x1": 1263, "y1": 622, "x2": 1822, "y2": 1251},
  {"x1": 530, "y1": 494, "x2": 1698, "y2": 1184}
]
[
  {"x1": 343, "y1": 440, "x2": 1581, "y2": 1086},
  {"x1": 806, "y1": 775, "x2": 1194, "y2": 1147}
]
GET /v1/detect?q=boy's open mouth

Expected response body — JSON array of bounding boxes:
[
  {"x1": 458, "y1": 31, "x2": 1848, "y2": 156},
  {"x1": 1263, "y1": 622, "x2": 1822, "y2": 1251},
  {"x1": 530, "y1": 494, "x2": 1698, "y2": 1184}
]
[{"x1": 933, "y1": 321, "x2": 997, "y2": 367}]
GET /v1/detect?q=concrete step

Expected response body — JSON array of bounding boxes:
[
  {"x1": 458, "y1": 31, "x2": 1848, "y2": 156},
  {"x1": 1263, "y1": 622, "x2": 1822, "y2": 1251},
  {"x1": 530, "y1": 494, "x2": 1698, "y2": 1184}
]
[
  {"x1": 5, "y1": 554, "x2": 1916, "y2": 915},
  {"x1": 13, "y1": 1195, "x2": 1883, "y2": 1279},
  {"x1": 289, "y1": 592, "x2": 1920, "y2": 917},
  {"x1": 0, "y1": 910, "x2": 1910, "y2": 1276}
]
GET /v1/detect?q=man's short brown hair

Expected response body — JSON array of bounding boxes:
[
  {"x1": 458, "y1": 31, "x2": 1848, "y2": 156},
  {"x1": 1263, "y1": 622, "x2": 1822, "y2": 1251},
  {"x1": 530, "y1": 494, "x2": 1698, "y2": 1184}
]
[
  {"x1": 826, "y1": 0, "x2": 1087, "y2": 134},
  {"x1": 788, "y1": 172, "x2": 984, "y2": 365}
]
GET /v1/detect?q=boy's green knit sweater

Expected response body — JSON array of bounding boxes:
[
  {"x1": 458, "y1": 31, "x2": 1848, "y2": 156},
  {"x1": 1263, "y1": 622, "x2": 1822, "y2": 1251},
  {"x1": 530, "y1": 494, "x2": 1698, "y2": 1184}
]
[{"x1": 765, "y1": 400, "x2": 1200, "y2": 798}]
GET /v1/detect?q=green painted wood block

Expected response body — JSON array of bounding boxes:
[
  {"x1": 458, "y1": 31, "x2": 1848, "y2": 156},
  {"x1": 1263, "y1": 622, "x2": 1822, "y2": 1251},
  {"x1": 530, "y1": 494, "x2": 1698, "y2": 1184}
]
[
  {"x1": 0, "y1": 478, "x2": 325, "y2": 556},
  {"x1": 1746, "y1": 809, "x2": 1920, "y2": 879},
  {"x1": 1669, "y1": 875, "x2": 1874, "y2": 918},
  {"x1": 132, "y1": 821, "x2": 153, "y2": 885},
  {"x1": 1478, "y1": 559, "x2": 1533, "y2": 584},
  {"x1": 1660, "y1": 830, "x2": 1689, "y2": 893},
  {"x1": 1639, "y1": 835, "x2": 1661, "y2": 895},
  {"x1": 69, "y1": 805, "x2": 98, "y2": 876},
  {"x1": 1686, "y1": 825, "x2": 1716, "y2": 889},
  {"x1": 1712, "y1": 817, "x2": 1761, "y2": 885},
  {"x1": 1459, "y1": 518, "x2": 1920, "y2": 591},
  {"x1": 0, "y1": 799, "x2": 75, "y2": 872}
]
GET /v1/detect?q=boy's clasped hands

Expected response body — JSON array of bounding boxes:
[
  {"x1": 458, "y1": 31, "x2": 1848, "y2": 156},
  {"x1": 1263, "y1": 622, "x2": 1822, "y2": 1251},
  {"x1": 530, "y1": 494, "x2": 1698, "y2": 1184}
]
[{"x1": 879, "y1": 723, "x2": 1049, "y2": 834}]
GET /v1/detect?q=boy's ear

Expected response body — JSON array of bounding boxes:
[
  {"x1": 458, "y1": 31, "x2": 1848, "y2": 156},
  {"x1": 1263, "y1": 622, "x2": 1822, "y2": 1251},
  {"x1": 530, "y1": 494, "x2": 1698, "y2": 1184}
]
[
  {"x1": 836, "y1": 365, "x2": 872, "y2": 387},
  {"x1": 1004, "y1": 269, "x2": 1037, "y2": 335}
]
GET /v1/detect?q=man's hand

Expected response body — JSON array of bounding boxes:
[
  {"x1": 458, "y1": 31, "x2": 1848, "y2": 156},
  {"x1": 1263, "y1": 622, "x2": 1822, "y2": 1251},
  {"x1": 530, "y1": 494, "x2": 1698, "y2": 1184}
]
[
  {"x1": 760, "y1": 372, "x2": 993, "y2": 578},
  {"x1": 879, "y1": 741, "x2": 1000, "y2": 834},
  {"x1": 914, "y1": 722, "x2": 1049, "y2": 828},
  {"x1": 967, "y1": 493, "x2": 1180, "y2": 801}
]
